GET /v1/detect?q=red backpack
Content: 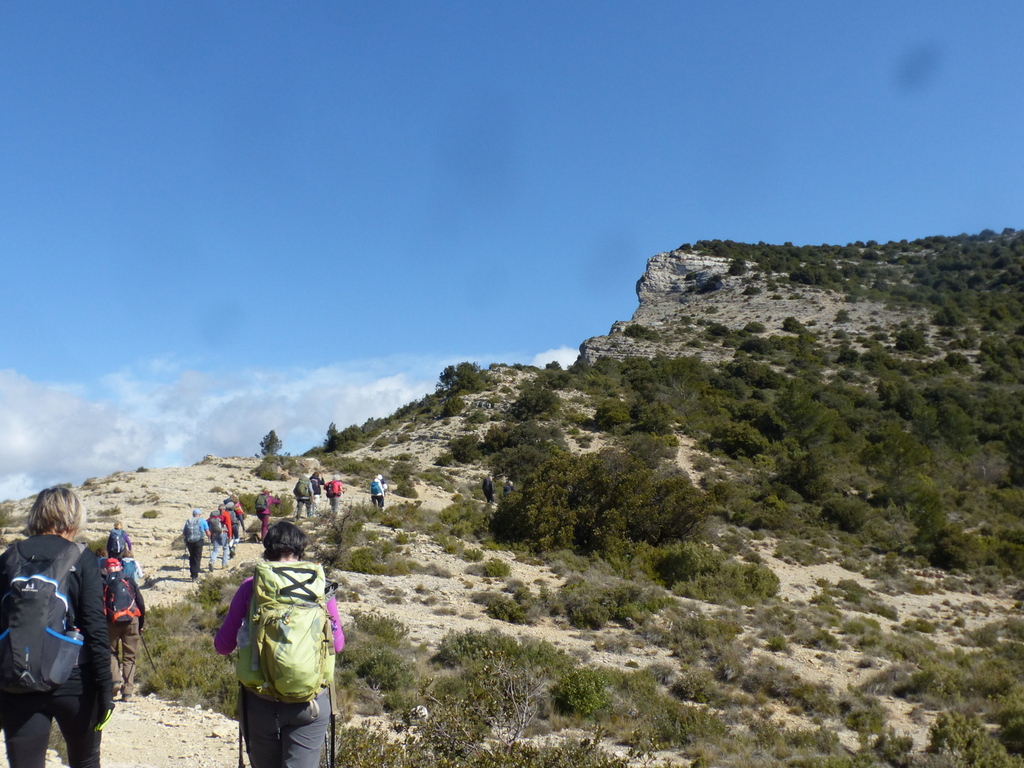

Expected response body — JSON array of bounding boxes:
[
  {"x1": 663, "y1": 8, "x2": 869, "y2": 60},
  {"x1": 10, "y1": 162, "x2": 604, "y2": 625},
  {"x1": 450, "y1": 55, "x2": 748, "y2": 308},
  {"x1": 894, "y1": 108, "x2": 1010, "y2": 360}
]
[
  {"x1": 104, "y1": 574, "x2": 141, "y2": 623},
  {"x1": 326, "y1": 480, "x2": 343, "y2": 497}
]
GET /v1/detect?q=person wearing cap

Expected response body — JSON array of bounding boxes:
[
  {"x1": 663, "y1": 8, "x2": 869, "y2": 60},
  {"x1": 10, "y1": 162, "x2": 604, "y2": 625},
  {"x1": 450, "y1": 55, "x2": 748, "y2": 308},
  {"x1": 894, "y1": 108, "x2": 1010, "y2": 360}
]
[
  {"x1": 370, "y1": 474, "x2": 386, "y2": 509},
  {"x1": 101, "y1": 558, "x2": 145, "y2": 702},
  {"x1": 182, "y1": 508, "x2": 209, "y2": 581}
]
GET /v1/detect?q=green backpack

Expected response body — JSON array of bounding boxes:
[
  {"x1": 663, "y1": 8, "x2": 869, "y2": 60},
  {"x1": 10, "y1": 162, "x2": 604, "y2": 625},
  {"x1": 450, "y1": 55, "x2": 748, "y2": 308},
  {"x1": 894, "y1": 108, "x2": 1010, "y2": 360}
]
[{"x1": 236, "y1": 561, "x2": 335, "y2": 703}]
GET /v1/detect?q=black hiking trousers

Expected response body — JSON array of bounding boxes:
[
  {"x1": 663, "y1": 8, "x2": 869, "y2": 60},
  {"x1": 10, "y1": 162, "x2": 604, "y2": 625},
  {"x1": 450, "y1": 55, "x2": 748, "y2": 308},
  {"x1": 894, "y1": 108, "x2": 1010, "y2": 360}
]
[
  {"x1": 0, "y1": 685, "x2": 102, "y2": 768},
  {"x1": 186, "y1": 540, "x2": 204, "y2": 579}
]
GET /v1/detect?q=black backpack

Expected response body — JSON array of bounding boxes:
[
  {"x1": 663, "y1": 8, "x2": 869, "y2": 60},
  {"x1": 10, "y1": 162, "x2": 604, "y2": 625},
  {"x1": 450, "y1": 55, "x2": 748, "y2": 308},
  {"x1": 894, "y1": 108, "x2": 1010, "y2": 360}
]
[
  {"x1": 103, "y1": 574, "x2": 141, "y2": 623},
  {"x1": 106, "y1": 529, "x2": 127, "y2": 557},
  {"x1": 208, "y1": 515, "x2": 223, "y2": 536},
  {"x1": 0, "y1": 540, "x2": 86, "y2": 693}
]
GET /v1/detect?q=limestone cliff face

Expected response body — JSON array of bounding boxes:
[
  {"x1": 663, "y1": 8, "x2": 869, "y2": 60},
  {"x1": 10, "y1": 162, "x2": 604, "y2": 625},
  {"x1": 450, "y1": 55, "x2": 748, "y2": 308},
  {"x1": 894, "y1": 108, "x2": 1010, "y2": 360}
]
[
  {"x1": 577, "y1": 245, "x2": 913, "y2": 366},
  {"x1": 633, "y1": 250, "x2": 732, "y2": 323},
  {"x1": 578, "y1": 249, "x2": 732, "y2": 364}
]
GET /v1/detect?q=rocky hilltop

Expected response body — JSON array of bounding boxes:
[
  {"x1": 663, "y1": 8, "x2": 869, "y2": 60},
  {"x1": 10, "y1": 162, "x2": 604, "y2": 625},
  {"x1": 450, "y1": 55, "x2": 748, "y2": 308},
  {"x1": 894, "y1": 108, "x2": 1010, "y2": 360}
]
[{"x1": 579, "y1": 246, "x2": 923, "y2": 365}]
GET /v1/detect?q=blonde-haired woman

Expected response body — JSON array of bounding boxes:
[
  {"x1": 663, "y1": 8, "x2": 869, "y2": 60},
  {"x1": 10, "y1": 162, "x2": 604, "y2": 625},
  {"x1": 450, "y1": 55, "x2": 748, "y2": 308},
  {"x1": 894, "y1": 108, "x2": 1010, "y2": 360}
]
[{"x1": 0, "y1": 487, "x2": 114, "y2": 768}]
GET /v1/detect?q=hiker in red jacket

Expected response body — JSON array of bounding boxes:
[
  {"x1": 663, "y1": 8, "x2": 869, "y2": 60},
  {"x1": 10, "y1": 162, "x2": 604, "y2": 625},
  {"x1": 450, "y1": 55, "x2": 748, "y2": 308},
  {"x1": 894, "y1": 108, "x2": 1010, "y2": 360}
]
[
  {"x1": 325, "y1": 475, "x2": 346, "y2": 515},
  {"x1": 208, "y1": 505, "x2": 232, "y2": 571}
]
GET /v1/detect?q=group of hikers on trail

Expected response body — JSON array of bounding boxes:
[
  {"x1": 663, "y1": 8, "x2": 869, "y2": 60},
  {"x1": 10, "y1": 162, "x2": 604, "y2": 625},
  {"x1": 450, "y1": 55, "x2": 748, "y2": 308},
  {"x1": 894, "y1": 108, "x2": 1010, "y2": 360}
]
[
  {"x1": 0, "y1": 486, "x2": 346, "y2": 768},
  {"x1": 292, "y1": 471, "x2": 348, "y2": 518},
  {"x1": 181, "y1": 491, "x2": 283, "y2": 581}
]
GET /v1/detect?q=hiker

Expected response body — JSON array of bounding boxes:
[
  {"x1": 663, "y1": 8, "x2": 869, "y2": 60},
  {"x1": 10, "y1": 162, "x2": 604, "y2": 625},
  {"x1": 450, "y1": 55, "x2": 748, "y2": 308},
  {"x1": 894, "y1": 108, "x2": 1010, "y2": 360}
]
[
  {"x1": 102, "y1": 558, "x2": 145, "y2": 702},
  {"x1": 370, "y1": 474, "x2": 386, "y2": 509},
  {"x1": 253, "y1": 489, "x2": 280, "y2": 542},
  {"x1": 0, "y1": 487, "x2": 114, "y2": 768},
  {"x1": 309, "y1": 471, "x2": 324, "y2": 515},
  {"x1": 503, "y1": 479, "x2": 514, "y2": 497},
  {"x1": 208, "y1": 506, "x2": 231, "y2": 571},
  {"x1": 482, "y1": 475, "x2": 495, "y2": 504},
  {"x1": 183, "y1": 508, "x2": 208, "y2": 581},
  {"x1": 106, "y1": 520, "x2": 133, "y2": 561},
  {"x1": 120, "y1": 556, "x2": 144, "y2": 585},
  {"x1": 214, "y1": 521, "x2": 345, "y2": 768},
  {"x1": 325, "y1": 475, "x2": 346, "y2": 515},
  {"x1": 293, "y1": 475, "x2": 313, "y2": 519},
  {"x1": 225, "y1": 494, "x2": 245, "y2": 544},
  {"x1": 226, "y1": 501, "x2": 244, "y2": 556}
]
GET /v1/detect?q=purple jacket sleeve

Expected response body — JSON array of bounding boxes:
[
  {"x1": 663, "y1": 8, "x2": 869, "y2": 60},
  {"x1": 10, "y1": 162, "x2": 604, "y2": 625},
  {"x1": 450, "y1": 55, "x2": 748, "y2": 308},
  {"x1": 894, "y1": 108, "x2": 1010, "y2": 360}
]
[
  {"x1": 215, "y1": 577, "x2": 344, "y2": 654},
  {"x1": 214, "y1": 578, "x2": 253, "y2": 655},
  {"x1": 327, "y1": 596, "x2": 345, "y2": 653}
]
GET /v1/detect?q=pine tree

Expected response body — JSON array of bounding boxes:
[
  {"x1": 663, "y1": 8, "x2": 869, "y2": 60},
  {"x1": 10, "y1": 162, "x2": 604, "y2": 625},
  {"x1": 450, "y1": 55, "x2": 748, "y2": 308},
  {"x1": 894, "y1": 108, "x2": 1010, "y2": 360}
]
[{"x1": 259, "y1": 430, "x2": 282, "y2": 457}]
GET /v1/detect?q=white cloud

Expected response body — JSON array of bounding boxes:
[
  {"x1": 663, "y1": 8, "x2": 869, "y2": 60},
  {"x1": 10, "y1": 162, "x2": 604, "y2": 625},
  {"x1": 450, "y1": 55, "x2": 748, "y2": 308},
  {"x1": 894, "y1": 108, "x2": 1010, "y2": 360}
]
[
  {"x1": 0, "y1": 364, "x2": 435, "y2": 502},
  {"x1": 530, "y1": 346, "x2": 579, "y2": 369},
  {"x1": 0, "y1": 348, "x2": 580, "y2": 502}
]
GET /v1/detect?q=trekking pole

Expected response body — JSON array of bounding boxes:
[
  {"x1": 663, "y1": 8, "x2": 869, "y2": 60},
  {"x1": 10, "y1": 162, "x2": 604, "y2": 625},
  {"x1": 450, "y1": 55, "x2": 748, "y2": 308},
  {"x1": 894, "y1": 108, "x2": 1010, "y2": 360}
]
[
  {"x1": 330, "y1": 711, "x2": 336, "y2": 768},
  {"x1": 139, "y1": 631, "x2": 160, "y2": 676}
]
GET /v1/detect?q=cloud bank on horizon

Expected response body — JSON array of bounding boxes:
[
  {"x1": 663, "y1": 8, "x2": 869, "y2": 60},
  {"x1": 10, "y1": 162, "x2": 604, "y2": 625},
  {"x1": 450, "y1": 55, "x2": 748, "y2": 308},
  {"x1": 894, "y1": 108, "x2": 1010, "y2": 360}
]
[{"x1": 0, "y1": 346, "x2": 579, "y2": 502}]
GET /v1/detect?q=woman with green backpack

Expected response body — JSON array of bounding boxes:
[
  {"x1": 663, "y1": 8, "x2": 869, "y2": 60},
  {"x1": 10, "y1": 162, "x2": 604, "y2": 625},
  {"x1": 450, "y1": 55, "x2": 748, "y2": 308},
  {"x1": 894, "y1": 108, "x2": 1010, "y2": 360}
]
[{"x1": 214, "y1": 521, "x2": 345, "y2": 768}]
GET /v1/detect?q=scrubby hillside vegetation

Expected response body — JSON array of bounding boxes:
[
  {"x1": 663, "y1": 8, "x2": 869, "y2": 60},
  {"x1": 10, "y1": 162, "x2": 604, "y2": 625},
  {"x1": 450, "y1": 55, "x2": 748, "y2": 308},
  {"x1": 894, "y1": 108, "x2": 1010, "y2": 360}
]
[{"x1": 57, "y1": 229, "x2": 1024, "y2": 767}]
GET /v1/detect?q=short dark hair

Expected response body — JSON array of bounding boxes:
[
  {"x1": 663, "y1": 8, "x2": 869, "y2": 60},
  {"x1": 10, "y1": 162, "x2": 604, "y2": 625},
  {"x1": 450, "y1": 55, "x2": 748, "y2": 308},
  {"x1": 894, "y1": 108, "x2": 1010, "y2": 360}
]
[{"x1": 263, "y1": 521, "x2": 307, "y2": 561}]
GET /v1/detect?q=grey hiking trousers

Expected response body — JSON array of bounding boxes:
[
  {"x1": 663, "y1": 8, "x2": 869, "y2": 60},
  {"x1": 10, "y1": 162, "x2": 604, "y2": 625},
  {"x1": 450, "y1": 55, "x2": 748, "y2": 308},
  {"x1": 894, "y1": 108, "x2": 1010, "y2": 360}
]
[{"x1": 240, "y1": 687, "x2": 330, "y2": 768}]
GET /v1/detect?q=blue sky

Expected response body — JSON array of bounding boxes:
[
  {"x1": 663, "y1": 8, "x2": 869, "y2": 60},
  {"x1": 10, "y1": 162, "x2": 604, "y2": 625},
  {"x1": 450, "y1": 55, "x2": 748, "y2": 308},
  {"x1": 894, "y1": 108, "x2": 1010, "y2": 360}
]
[{"x1": 2, "y1": 2, "x2": 1022, "y2": 500}]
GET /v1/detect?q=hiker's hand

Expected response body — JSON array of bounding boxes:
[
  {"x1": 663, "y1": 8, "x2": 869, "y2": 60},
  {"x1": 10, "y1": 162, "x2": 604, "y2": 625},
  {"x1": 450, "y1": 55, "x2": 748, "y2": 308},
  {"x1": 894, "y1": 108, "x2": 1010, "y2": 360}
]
[{"x1": 95, "y1": 699, "x2": 115, "y2": 731}]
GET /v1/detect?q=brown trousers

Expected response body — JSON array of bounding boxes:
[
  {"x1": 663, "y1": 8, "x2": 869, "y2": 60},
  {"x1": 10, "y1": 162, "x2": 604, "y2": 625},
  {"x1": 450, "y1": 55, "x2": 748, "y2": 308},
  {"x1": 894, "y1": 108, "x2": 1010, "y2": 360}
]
[{"x1": 108, "y1": 618, "x2": 140, "y2": 695}]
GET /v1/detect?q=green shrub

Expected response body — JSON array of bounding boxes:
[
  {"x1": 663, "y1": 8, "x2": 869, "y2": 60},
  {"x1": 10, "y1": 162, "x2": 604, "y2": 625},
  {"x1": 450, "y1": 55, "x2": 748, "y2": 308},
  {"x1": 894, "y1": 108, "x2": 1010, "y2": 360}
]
[
  {"x1": 434, "y1": 630, "x2": 570, "y2": 675},
  {"x1": 442, "y1": 395, "x2": 466, "y2": 418},
  {"x1": 345, "y1": 547, "x2": 389, "y2": 575},
  {"x1": 553, "y1": 668, "x2": 610, "y2": 717},
  {"x1": 623, "y1": 324, "x2": 660, "y2": 341},
  {"x1": 342, "y1": 645, "x2": 415, "y2": 694},
  {"x1": 594, "y1": 399, "x2": 631, "y2": 431},
  {"x1": 653, "y1": 542, "x2": 779, "y2": 605},
  {"x1": 509, "y1": 385, "x2": 560, "y2": 421},
  {"x1": 485, "y1": 595, "x2": 529, "y2": 624},
  {"x1": 137, "y1": 602, "x2": 239, "y2": 716},
  {"x1": 928, "y1": 711, "x2": 1024, "y2": 768},
  {"x1": 448, "y1": 435, "x2": 481, "y2": 463},
  {"x1": 439, "y1": 500, "x2": 490, "y2": 540},
  {"x1": 0, "y1": 501, "x2": 13, "y2": 529},
  {"x1": 482, "y1": 558, "x2": 511, "y2": 578},
  {"x1": 352, "y1": 612, "x2": 409, "y2": 647},
  {"x1": 557, "y1": 575, "x2": 670, "y2": 630},
  {"x1": 492, "y1": 449, "x2": 706, "y2": 557}
]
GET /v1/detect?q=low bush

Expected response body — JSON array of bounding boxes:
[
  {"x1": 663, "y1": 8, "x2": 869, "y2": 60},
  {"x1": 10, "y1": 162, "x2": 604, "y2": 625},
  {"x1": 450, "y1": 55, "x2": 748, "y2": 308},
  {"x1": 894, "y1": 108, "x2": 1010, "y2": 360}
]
[
  {"x1": 557, "y1": 575, "x2": 671, "y2": 630},
  {"x1": 654, "y1": 542, "x2": 779, "y2": 604},
  {"x1": 482, "y1": 558, "x2": 511, "y2": 578},
  {"x1": 552, "y1": 668, "x2": 610, "y2": 717},
  {"x1": 434, "y1": 630, "x2": 570, "y2": 676},
  {"x1": 137, "y1": 599, "x2": 238, "y2": 716}
]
